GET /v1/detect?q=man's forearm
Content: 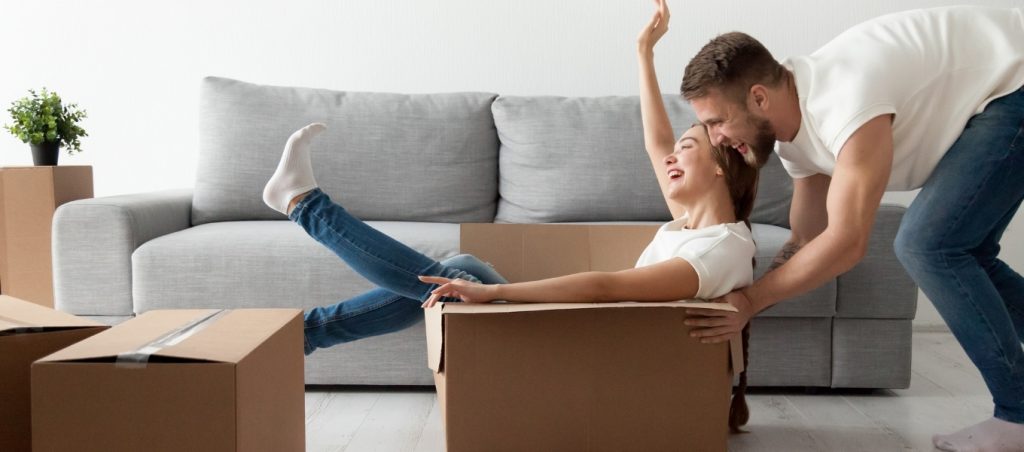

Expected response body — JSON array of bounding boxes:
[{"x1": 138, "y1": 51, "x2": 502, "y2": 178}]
[
  {"x1": 745, "y1": 229, "x2": 864, "y2": 313},
  {"x1": 767, "y1": 240, "x2": 803, "y2": 273}
]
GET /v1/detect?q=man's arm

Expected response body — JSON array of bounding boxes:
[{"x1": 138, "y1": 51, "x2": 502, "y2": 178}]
[
  {"x1": 686, "y1": 115, "x2": 893, "y2": 343},
  {"x1": 745, "y1": 115, "x2": 893, "y2": 313},
  {"x1": 768, "y1": 173, "x2": 831, "y2": 272}
]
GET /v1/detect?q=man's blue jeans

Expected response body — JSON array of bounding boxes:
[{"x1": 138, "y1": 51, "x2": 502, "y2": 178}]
[
  {"x1": 289, "y1": 188, "x2": 508, "y2": 355},
  {"x1": 894, "y1": 86, "x2": 1024, "y2": 424}
]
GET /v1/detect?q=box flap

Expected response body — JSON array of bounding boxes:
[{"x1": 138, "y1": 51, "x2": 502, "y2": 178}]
[
  {"x1": 436, "y1": 300, "x2": 737, "y2": 314},
  {"x1": 0, "y1": 295, "x2": 104, "y2": 333},
  {"x1": 37, "y1": 309, "x2": 301, "y2": 364},
  {"x1": 425, "y1": 304, "x2": 444, "y2": 373},
  {"x1": 730, "y1": 336, "x2": 745, "y2": 374}
]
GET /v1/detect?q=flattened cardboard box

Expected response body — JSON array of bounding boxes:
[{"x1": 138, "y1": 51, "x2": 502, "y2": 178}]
[
  {"x1": 425, "y1": 224, "x2": 744, "y2": 452},
  {"x1": 0, "y1": 166, "x2": 93, "y2": 307},
  {"x1": 31, "y1": 308, "x2": 305, "y2": 452},
  {"x1": 0, "y1": 295, "x2": 107, "y2": 452}
]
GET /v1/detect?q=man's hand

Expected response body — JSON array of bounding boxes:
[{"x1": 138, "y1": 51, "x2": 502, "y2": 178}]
[
  {"x1": 637, "y1": 0, "x2": 670, "y2": 54},
  {"x1": 684, "y1": 289, "x2": 755, "y2": 343}
]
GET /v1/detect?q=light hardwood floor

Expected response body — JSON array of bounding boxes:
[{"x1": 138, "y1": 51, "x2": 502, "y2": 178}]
[{"x1": 304, "y1": 332, "x2": 993, "y2": 452}]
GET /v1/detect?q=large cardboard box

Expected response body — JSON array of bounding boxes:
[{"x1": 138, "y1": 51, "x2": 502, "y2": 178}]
[
  {"x1": 0, "y1": 165, "x2": 93, "y2": 307},
  {"x1": 0, "y1": 295, "x2": 107, "y2": 452},
  {"x1": 31, "y1": 308, "x2": 305, "y2": 452},
  {"x1": 425, "y1": 224, "x2": 744, "y2": 452}
]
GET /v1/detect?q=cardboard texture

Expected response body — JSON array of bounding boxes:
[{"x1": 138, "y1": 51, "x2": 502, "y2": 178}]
[
  {"x1": 0, "y1": 295, "x2": 107, "y2": 452},
  {"x1": 0, "y1": 166, "x2": 93, "y2": 307},
  {"x1": 31, "y1": 308, "x2": 305, "y2": 452},
  {"x1": 426, "y1": 224, "x2": 744, "y2": 452}
]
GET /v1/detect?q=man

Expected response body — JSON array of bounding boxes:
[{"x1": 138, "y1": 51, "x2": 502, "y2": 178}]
[{"x1": 680, "y1": 6, "x2": 1024, "y2": 451}]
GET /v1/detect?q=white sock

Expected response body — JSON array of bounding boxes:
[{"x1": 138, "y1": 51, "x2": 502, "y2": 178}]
[
  {"x1": 263, "y1": 122, "x2": 327, "y2": 215},
  {"x1": 933, "y1": 417, "x2": 1024, "y2": 452}
]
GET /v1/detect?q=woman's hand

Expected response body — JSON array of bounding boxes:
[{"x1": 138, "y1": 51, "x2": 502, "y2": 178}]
[
  {"x1": 637, "y1": 0, "x2": 671, "y2": 55},
  {"x1": 418, "y1": 276, "x2": 500, "y2": 308}
]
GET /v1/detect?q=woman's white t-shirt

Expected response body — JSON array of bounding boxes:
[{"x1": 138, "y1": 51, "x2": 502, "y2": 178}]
[{"x1": 634, "y1": 217, "x2": 755, "y2": 300}]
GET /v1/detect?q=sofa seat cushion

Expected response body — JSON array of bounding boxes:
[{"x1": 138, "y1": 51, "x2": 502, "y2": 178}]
[
  {"x1": 194, "y1": 77, "x2": 500, "y2": 225},
  {"x1": 132, "y1": 221, "x2": 461, "y2": 313}
]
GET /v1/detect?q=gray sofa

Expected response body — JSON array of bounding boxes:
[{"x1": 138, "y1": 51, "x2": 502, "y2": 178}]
[{"x1": 52, "y1": 76, "x2": 917, "y2": 388}]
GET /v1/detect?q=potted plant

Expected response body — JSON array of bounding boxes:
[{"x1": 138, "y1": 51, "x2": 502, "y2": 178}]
[{"x1": 4, "y1": 88, "x2": 87, "y2": 166}]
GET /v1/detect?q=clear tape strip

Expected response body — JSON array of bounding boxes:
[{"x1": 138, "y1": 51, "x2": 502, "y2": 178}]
[{"x1": 115, "y1": 309, "x2": 231, "y2": 369}]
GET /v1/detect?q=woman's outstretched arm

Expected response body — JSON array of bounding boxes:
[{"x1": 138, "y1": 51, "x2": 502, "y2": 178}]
[
  {"x1": 419, "y1": 257, "x2": 698, "y2": 307},
  {"x1": 638, "y1": 0, "x2": 686, "y2": 220}
]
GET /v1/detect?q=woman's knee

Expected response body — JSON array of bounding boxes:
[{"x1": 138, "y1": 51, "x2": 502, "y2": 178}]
[
  {"x1": 441, "y1": 254, "x2": 484, "y2": 269},
  {"x1": 440, "y1": 253, "x2": 507, "y2": 284}
]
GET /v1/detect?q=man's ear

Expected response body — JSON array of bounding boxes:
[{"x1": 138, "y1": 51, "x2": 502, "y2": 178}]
[{"x1": 748, "y1": 85, "x2": 769, "y2": 112}]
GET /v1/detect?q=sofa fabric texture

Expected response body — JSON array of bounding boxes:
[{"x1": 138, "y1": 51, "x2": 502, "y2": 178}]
[
  {"x1": 194, "y1": 77, "x2": 500, "y2": 225},
  {"x1": 54, "y1": 76, "x2": 917, "y2": 389}
]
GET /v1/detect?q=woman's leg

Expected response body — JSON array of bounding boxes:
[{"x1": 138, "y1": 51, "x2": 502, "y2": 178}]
[
  {"x1": 289, "y1": 188, "x2": 488, "y2": 301},
  {"x1": 303, "y1": 254, "x2": 507, "y2": 355}
]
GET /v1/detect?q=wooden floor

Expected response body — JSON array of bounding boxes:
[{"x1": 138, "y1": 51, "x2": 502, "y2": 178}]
[{"x1": 304, "y1": 332, "x2": 993, "y2": 452}]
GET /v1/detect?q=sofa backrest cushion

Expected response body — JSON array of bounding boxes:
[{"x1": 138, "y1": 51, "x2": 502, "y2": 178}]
[
  {"x1": 493, "y1": 95, "x2": 681, "y2": 223},
  {"x1": 193, "y1": 77, "x2": 500, "y2": 225},
  {"x1": 492, "y1": 95, "x2": 793, "y2": 227}
]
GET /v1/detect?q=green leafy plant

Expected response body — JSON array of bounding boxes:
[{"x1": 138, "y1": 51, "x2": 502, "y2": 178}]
[{"x1": 4, "y1": 88, "x2": 88, "y2": 154}]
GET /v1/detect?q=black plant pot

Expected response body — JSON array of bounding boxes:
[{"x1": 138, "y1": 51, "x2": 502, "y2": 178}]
[{"x1": 30, "y1": 141, "x2": 60, "y2": 166}]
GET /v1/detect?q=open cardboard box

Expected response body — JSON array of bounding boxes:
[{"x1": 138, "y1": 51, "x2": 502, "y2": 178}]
[
  {"x1": 31, "y1": 308, "x2": 304, "y2": 452},
  {"x1": 0, "y1": 295, "x2": 107, "y2": 451},
  {"x1": 424, "y1": 224, "x2": 744, "y2": 452}
]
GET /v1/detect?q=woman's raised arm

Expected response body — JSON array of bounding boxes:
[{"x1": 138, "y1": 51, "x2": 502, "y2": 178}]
[{"x1": 638, "y1": 0, "x2": 686, "y2": 219}]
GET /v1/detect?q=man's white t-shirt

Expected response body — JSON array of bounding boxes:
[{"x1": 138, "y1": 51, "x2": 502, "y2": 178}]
[
  {"x1": 777, "y1": 6, "x2": 1024, "y2": 191},
  {"x1": 634, "y1": 217, "x2": 755, "y2": 300}
]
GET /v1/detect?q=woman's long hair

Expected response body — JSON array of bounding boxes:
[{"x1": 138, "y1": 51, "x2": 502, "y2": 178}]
[{"x1": 702, "y1": 124, "x2": 759, "y2": 434}]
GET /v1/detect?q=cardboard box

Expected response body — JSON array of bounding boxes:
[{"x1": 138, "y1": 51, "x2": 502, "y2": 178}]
[
  {"x1": 424, "y1": 224, "x2": 743, "y2": 452},
  {"x1": 0, "y1": 165, "x2": 93, "y2": 307},
  {"x1": 0, "y1": 295, "x2": 107, "y2": 452},
  {"x1": 32, "y1": 308, "x2": 305, "y2": 452}
]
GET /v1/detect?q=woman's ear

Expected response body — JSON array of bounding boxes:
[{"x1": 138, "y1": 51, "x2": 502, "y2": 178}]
[{"x1": 716, "y1": 167, "x2": 725, "y2": 176}]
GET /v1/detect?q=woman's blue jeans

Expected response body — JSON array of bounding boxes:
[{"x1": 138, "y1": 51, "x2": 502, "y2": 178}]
[
  {"x1": 894, "y1": 86, "x2": 1024, "y2": 424},
  {"x1": 289, "y1": 188, "x2": 508, "y2": 355}
]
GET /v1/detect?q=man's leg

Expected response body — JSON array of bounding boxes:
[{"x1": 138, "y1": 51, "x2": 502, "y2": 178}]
[{"x1": 894, "y1": 87, "x2": 1024, "y2": 451}]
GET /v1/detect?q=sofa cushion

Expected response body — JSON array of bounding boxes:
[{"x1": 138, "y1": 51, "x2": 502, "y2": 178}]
[
  {"x1": 132, "y1": 221, "x2": 461, "y2": 313},
  {"x1": 493, "y1": 95, "x2": 684, "y2": 223},
  {"x1": 750, "y1": 153, "x2": 792, "y2": 228},
  {"x1": 492, "y1": 94, "x2": 793, "y2": 226},
  {"x1": 194, "y1": 77, "x2": 499, "y2": 225}
]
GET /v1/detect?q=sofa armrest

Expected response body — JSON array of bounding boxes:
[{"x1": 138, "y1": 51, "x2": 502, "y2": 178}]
[
  {"x1": 52, "y1": 189, "x2": 193, "y2": 316},
  {"x1": 835, "y1": 203, "x2": 918, "y2": 319}
]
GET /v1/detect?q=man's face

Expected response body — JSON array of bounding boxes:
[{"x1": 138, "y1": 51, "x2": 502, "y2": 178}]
[{"x1": 690, "y1": 89, "x2": 775, "y2": 168}]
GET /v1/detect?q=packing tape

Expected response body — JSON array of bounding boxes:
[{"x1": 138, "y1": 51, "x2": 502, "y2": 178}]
[
  {"x1": 115, "y1": 309, "x2": 231, "y2": 369},
  {"x1": 0, "y1": 313, "x2": 44, "y2": 334}
]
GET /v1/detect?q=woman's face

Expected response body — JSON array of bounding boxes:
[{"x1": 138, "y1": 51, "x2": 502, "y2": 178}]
[{"x1": 663, "y1": 125, "x2": 723, "y2": 202}]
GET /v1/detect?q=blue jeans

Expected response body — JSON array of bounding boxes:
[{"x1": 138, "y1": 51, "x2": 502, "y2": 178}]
[
  {"x1": 894, "y1": 86, "x2": 1024, "y2": 424},
  {"x1": 289, "y1": 188, "x2": 508, "y2": 355}
]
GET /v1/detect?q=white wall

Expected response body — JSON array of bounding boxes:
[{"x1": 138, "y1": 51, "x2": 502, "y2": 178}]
[{"x1": 2, "y1": 0, "x2": 1022, "y2": 329}]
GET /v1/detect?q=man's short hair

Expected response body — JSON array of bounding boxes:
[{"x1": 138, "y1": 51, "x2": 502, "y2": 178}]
[{"x1": 681, "y1": 32, "x2": 785, "y2": 104}]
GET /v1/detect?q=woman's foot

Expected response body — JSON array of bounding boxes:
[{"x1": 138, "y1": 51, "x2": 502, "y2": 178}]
[
  {"x1": 263, "y1": 122, "x2": 327, "y2": 215},
  {"x1": 933, "y1": 417, "x2": 1024, "y2": 451}
]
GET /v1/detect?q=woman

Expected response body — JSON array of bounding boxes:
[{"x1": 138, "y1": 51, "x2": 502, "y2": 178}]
[{"x1": 262, "y1": 0, "x2": 756, "y2": 432}]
